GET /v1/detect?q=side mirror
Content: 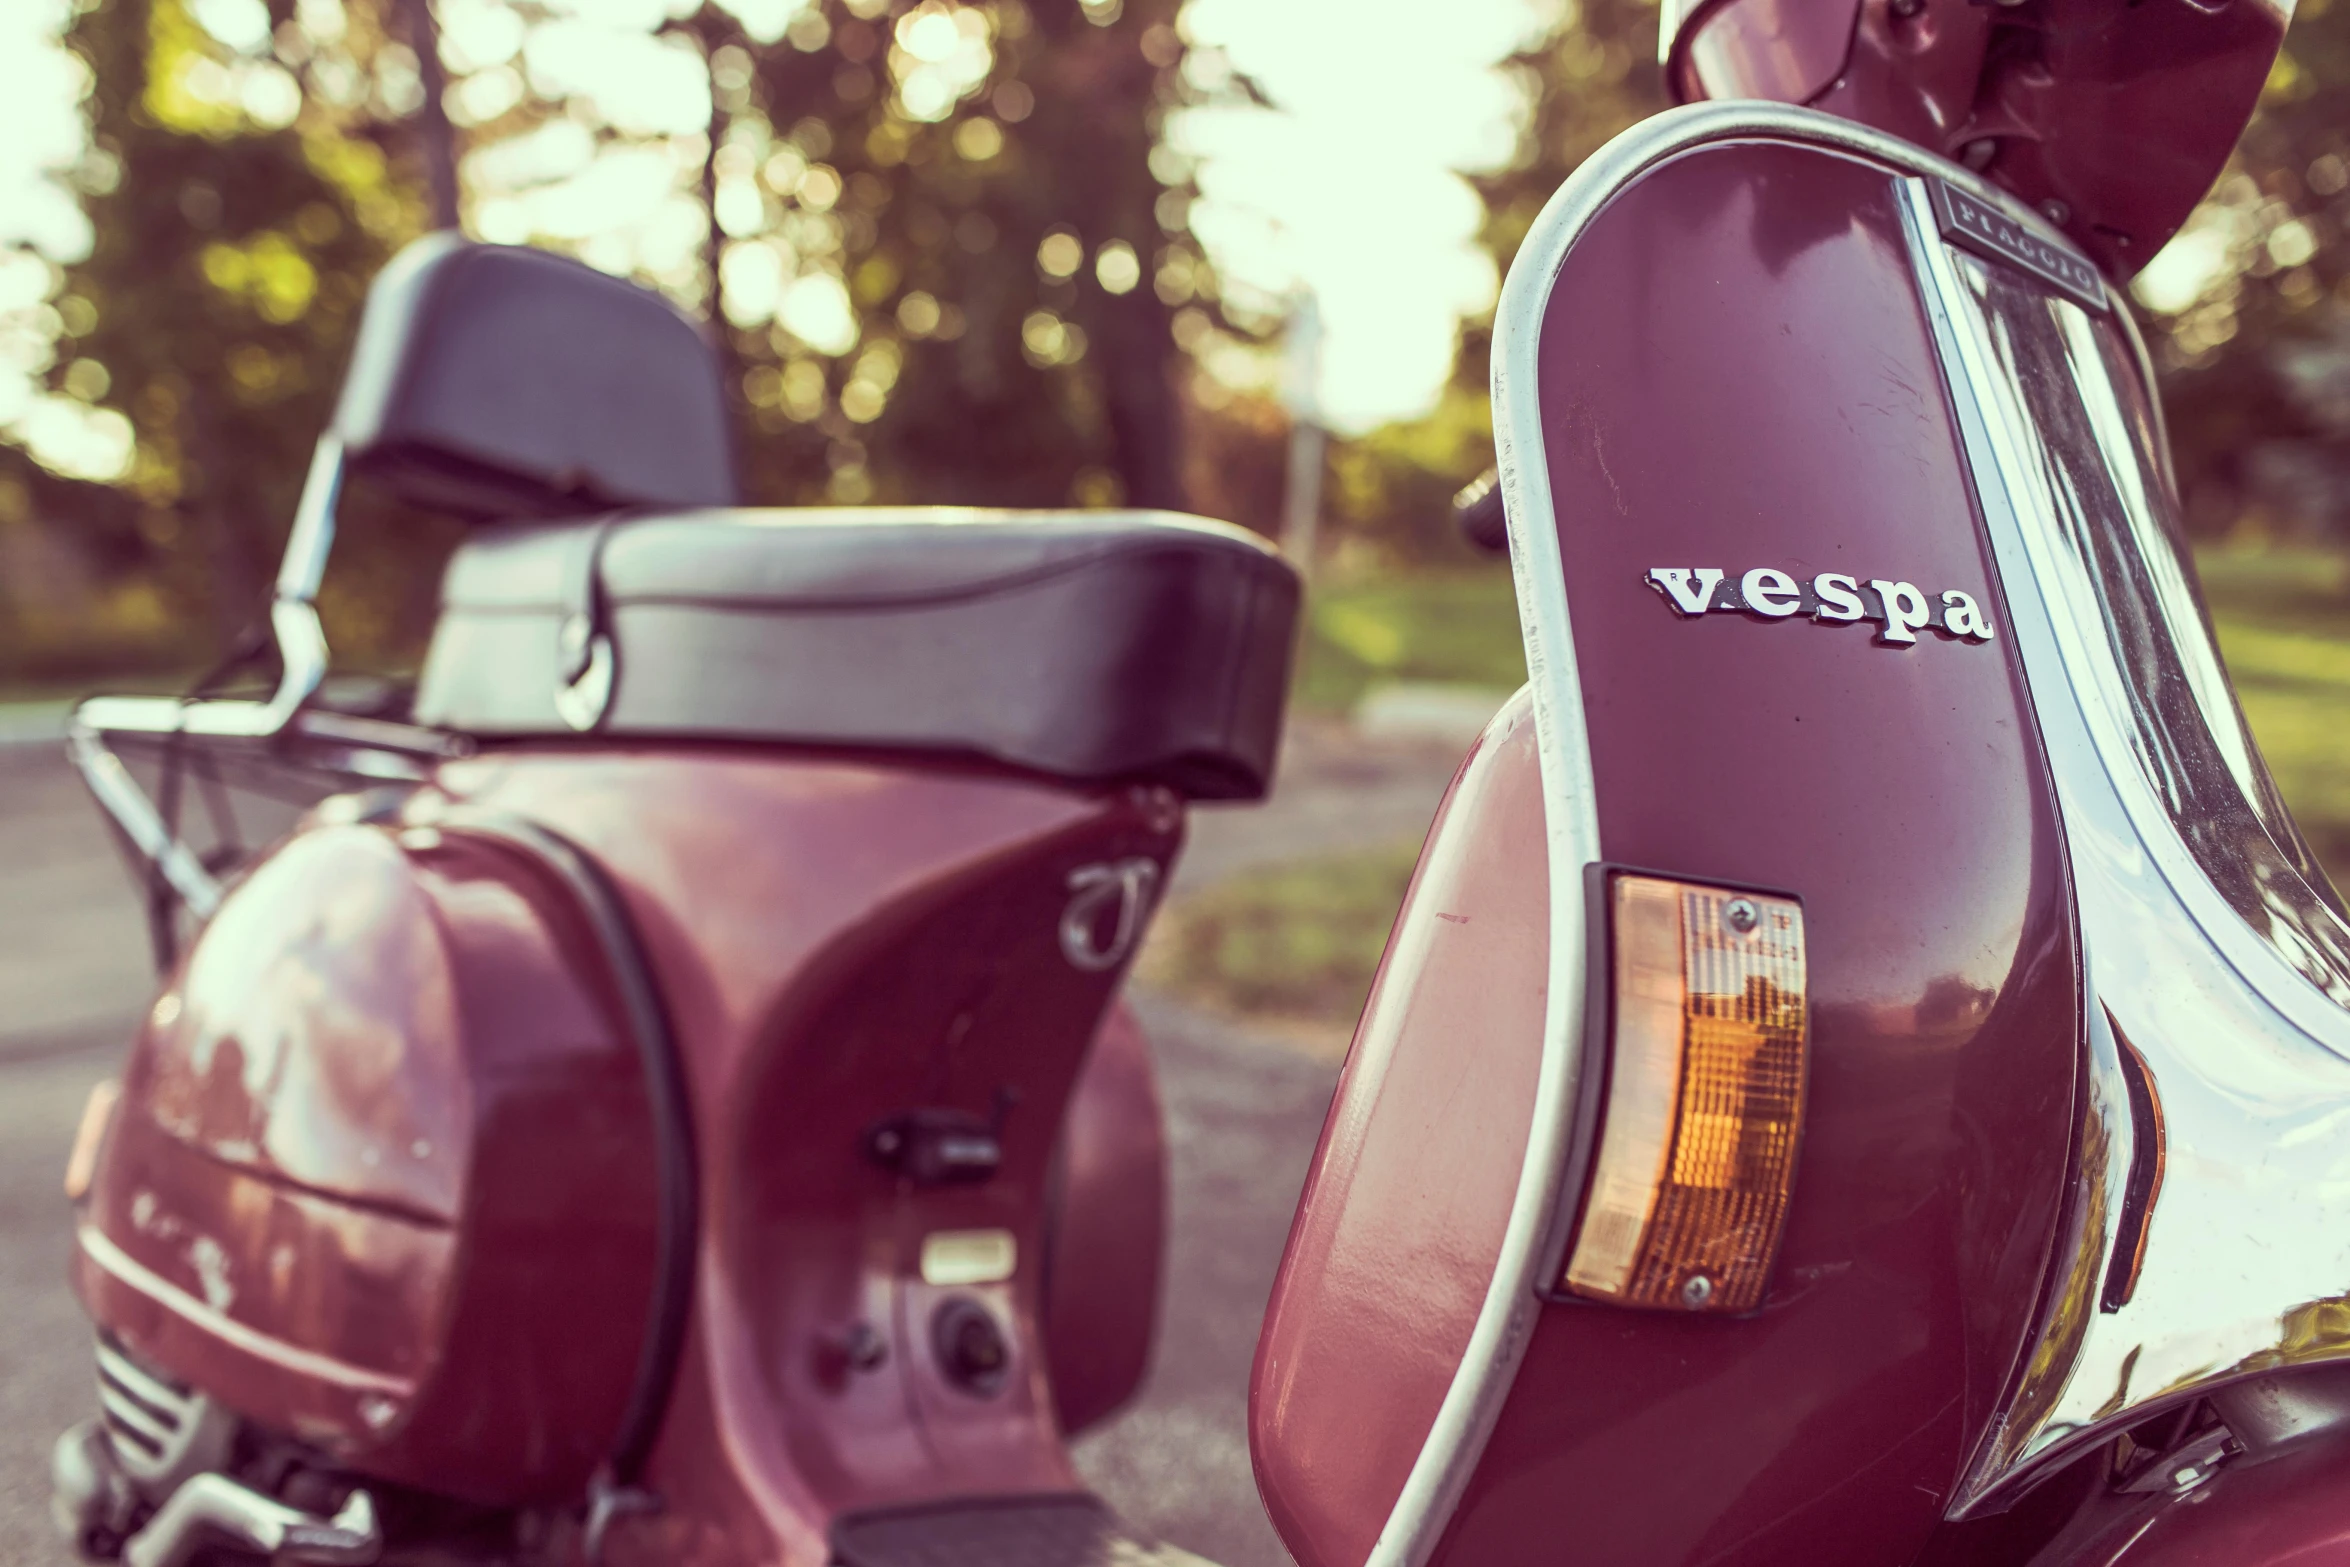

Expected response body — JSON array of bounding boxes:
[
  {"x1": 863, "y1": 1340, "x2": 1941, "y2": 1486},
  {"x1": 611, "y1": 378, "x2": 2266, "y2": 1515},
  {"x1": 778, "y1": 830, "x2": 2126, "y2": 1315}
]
[{"x1": 332, "y1": 234, "x2": 738, "y2": 520}]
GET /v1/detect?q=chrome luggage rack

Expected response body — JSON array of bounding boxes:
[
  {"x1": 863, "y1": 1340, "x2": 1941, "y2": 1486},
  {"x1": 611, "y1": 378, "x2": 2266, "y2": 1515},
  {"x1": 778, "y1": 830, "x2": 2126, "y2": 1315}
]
[{"x1": 70, "y1": 435, "x2": 470, "y2": 954}]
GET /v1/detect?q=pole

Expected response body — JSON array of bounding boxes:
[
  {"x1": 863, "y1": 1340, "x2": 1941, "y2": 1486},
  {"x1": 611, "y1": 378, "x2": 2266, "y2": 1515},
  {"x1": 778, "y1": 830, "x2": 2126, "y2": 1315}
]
[
  {"x1": 701, "y1": 45, "x2": 722, "y2": 329},
  {"x1": 401, "y1": 0, "x2": 460, "y2": 230},
  {"x1": 1279, "y1": 291, "x2": 1327, "y2": 579}
]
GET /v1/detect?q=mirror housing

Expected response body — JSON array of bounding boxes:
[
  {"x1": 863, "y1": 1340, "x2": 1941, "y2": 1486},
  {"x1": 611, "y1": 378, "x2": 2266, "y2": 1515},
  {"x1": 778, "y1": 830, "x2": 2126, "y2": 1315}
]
[{"x1": 332, "y1": 233, "x2": 738, "y2": 520}]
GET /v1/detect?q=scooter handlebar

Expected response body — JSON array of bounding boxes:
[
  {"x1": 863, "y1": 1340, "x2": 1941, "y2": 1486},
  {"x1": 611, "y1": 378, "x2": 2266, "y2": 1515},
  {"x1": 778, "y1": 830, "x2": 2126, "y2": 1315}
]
[{"x1": 1453, "y1": 471, "x2": 1509, "y2": 556}]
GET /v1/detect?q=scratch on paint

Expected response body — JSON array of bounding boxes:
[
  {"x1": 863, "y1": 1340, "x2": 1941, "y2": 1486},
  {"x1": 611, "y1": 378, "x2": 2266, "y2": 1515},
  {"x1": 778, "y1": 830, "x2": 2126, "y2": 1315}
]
[{"x1": 1590, "y1": 422, "x2": 1626, "y2": 516}]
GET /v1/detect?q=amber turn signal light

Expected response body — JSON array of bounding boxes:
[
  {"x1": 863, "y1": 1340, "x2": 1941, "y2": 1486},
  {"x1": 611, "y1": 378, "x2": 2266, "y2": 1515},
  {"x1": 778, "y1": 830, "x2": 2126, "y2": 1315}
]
[{"x1": 1561, "y1": 875, "x2": 1807, "y2": 1314}]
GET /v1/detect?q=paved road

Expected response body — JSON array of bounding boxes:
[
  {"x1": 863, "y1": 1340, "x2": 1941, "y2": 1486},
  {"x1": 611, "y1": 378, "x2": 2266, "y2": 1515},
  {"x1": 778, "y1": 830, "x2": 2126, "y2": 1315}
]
[{"x1": 0, "y1": 727, "x2": 1462, "y2": 1566}]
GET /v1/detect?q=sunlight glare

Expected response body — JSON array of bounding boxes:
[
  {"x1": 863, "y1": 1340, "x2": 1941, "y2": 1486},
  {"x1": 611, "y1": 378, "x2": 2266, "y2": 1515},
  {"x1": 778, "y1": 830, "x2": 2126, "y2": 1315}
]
[{"x1": 1176, "y1": 0, "x2": 1554, "y2": 431}]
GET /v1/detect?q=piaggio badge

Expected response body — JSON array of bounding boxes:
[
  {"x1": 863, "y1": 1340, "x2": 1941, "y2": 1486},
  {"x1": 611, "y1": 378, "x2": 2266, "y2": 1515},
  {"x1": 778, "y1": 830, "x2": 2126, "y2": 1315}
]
[{"x1": 1646, "y1": 567, "x2": 1995, "y2": 648}]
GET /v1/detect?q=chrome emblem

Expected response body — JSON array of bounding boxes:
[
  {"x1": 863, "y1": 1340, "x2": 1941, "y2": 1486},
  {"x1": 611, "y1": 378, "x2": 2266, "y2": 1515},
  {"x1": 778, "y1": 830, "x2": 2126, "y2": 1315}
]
[
  {"x1": 1646, "y1": 566, "x2": 1995, "y2": 647},
  {"x1": 1060, "y1": 858, "x2": 1161, "y2": 972}
]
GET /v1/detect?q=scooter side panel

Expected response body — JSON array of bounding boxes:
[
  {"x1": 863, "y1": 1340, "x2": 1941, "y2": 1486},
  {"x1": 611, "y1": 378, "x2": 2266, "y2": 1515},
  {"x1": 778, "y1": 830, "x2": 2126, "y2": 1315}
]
[
  {"x1": 425, "y1": 750, "x2": 1181, "y2": 1563},
  {"x1": 1043, "y1": 1000, "x2": 1167, "y2": 1439},
  {"x1": 73, "y1": 824, "x2": 664, "y2": 1504},
  {"x1": 1250, "y1": 689, "x2": 1548, "y2": 1567},
  {"x1": 1439, "y1": 142, "x2": 2079, "y2": 1565}
]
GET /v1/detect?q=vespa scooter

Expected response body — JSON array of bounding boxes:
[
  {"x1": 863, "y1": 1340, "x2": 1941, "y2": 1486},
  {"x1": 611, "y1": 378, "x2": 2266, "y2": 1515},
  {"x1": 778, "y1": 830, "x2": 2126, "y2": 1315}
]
[
  {"x1": 1255, "y1": 3, "x2": 2350, "y2": 1567},
  {"x1": 50, "y1": 0, "x2": 2350, "y2": 1564},
  {"x1": 48, "y1": 232, "x2": 1298, "y2": 1567}
]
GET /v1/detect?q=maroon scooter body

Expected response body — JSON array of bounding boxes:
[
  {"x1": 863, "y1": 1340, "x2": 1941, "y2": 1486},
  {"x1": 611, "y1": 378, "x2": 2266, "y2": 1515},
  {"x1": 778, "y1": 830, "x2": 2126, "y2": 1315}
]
[
  {"x1": 1664, "y1": 0, "x2": 2291, "y2": 280},
  {"x1": 54, "y1": 0, "x2": 2330, "y2": 1558},
  {"x1": 72, "y1": 745, "x2": 1172, "y2": 1551},
  {"x1": 1255, "y1": 136, "x2": 2080, "y2": 1567}
]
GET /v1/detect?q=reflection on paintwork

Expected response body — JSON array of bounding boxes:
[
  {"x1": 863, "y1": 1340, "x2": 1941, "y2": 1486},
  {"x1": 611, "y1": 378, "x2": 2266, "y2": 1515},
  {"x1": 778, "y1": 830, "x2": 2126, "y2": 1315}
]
[
  {"x1": 1961, "y1": 254, "x2": 2350, "y2": 1005},
  {"x1": 145, "y1": 828, "x2": 467, "y2": 1220},
  {"x1": 1903, "y1": 178, "x2": 2350, "y2": 1515}
]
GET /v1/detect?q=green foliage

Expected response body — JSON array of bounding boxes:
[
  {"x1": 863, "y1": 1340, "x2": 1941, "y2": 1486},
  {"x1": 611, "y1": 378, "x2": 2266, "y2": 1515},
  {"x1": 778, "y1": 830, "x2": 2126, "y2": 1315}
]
[
  {"x1": 1318, "y1": 381, "x2": 1496, "y2": 566},
  {"x1": 1294, "y1": 565, "x2": 1525, "y2": 712},
  {"x1": 6, "y1": 0, "x2": 1215, "y2": 681},
  {"x1": 19, "y1": 0, "x2": 428, "y2": 667},
  {"x1": 712, "y1": 0, "x2": 1196, "y2": 511},
  {"x1": 2201, "y1": 543, "x2": 2350, "y2": 883},
  {"x1": 1141, "y1": 837, "x2": 1423, "y2": 1025},
  {"x1": 2134, "y1": 0, "x2": 2350, "y2": 537},
  {"x1": 1475, "y1": 0, "x2": 1664, "y2": 284}
]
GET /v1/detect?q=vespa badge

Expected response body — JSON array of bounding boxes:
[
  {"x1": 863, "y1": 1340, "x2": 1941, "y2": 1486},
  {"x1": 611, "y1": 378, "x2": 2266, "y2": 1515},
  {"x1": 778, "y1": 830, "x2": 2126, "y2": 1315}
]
[{"x1": 1646, "y1": 566, "x2": 1995, "y2": 647}]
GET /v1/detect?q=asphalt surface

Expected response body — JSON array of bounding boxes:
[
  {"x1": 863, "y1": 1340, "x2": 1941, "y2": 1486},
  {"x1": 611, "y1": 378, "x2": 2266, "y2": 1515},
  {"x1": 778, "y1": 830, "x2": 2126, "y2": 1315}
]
[{"x1": 0, "y1": 724, "x2": 1465, "y2": 1566}]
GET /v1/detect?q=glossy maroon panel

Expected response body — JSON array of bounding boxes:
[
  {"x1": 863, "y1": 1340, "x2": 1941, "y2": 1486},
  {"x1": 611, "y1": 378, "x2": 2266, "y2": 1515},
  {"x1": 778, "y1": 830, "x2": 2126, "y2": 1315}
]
[
  {"x1": 1043, "y1": 1001, "x2": 1167, "y2": 1438},
  {"x1": 362, "y1": 833, "x2": 664, "y2": 1502},
  {"x1": 1678, "y1": 0, "x2": 1862, "y2": 107},
  {"x1": 1434, "y1": 142, "x2": 2079, "y2": 1567},
  {"x1": 76, "y1": 1117, "x2": 445, "y2": 1440},
  {"x1": 1805, "y1": 0, "x2": 1993, "y2": 157},
  {"x1": 1688, "y1": 0, "x2": 2287, "y2": 282},
  {"x1": 1252, "y1": 690, "x2": 1549, "y2": 1567},
  {"x1": 1948, "y1": 0, "x2": 2286, "y2": 280},
  {"x1": 405, "y1": 748, "x2": 1183, "y2": 1563},
  {"x1": 2099, "y1": 1434, "x2": 2350, "y2": 1566},
  {"x1": 135, "y1": 828, "x2": 470, "y2": 1222},
  {"x1": 77, "y1": 825, "x2": 663, "y2": 1503}
]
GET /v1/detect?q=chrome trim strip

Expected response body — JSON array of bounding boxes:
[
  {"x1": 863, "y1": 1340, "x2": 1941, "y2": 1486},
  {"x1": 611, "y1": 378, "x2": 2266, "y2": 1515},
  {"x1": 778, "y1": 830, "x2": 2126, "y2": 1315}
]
[
  {"x1": 75, "y1": 436, "x2": 341, "y2": 745},
  {"x1": 77, "y1": 1226, "x2": 414, "y2": 1400},
  {"x1": 1897, "y1": 174, "x2": 2350, "y2": 1514},
  {"x1": 93, "y1": 1339, "x2": 189, "y2": 1411},
  {"x1": 1900, "y1": 192, "x2": 2350, "y2": 1051},
  {"x1": 122, "y1": 1475, "x2": 380, "y2": 1567},
  {"x1": 1362, "y1": 100, "x2": 2063, "y2": 1567}
]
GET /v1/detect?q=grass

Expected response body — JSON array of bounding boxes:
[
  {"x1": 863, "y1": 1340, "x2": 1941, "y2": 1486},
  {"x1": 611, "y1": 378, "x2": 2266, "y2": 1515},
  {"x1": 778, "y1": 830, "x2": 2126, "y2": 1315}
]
[
  {"x1": 1294, "y1": 567, "x2": 1525, "y2": 712},
  {"x1": 1138, "y1": 840, "x2": 1424, "y2": 1040},
  {"x1": 2201, "y1": 545, "x2": 2350, "y2": 879},
  {"x1": 1155, "y1": 541, "x2": 2350, "y2": 1032}
]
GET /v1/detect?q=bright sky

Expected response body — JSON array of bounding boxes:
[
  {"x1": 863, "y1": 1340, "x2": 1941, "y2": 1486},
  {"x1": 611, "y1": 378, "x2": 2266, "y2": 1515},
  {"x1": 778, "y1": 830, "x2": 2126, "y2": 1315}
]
[{"x1": 0, "y1": 0, "x2": 1563, "y2": 485}]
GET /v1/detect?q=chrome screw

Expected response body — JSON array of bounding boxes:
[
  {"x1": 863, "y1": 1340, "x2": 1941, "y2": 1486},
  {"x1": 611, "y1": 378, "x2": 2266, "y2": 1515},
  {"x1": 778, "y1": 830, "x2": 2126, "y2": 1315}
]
[
  {"x1": 2041, "y1": 199, "x2": 2072, "y2": 226},
  {"x1": 1682, "y1": 1275, "x2": 1715, "y2": 1308},
  {"x1": 1724, "y1": 898, "x2": 1760, "y2": 934}
]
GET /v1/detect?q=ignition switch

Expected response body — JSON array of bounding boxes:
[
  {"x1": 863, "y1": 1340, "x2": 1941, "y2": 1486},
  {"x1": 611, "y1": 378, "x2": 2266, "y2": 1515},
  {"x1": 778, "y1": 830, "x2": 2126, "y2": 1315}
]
[{"x1": 931, "y1": 1297, "x2": 1010, "y2": 1397}]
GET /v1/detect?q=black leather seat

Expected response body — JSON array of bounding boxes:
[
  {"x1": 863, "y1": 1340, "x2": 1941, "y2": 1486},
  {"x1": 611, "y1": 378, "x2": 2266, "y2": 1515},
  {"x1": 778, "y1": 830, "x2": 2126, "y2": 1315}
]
[{"x1": 414, "y1": 508, "x2": 1301, "y2": 801}]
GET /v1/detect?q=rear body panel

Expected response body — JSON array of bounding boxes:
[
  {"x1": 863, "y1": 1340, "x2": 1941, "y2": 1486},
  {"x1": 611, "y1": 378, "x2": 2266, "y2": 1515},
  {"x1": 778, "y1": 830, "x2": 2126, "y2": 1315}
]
[
  {"x1": 76, "y1": 825, "x2": 659, "y2": 1502},
  {"x1": 73, "y1": 745, "x2": 1175, "y2": 1554},
  {"x1": 407, "y1": 748, "x2": 1175, "y2": 1563}
]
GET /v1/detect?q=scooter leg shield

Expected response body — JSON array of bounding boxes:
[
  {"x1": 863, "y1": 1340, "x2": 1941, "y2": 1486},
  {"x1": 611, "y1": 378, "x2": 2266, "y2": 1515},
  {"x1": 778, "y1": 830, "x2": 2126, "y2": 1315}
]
[{"x1": 1253, "y1": 107, "x2": 2088, "y2": 1567}]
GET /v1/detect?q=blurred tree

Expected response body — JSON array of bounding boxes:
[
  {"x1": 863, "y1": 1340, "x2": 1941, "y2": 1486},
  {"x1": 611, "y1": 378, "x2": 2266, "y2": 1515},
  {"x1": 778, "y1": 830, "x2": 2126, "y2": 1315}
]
[
  {"x1": 13, "y1": 0, "x2": 434, "y2": 666},
  {"x1": 700, "y1": 0, "x2": 1197, "y2": 510},
  {"x1": 2134, "y1": 0, "x2": 2350, "y2": 541},
  {"x1": 1309, "y1": 0, "x2": 1663, "y2": 568},
  {"x1": 1478, "y1": 0, "x2": 1664, "y2": 282},
  {"x1": 6, "y1": 0, "x2": 1225, "y2": 683}
]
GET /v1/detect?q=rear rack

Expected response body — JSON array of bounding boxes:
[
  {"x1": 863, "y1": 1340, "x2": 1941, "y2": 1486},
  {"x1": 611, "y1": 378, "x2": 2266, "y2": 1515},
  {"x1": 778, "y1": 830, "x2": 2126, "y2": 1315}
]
[{"x1": 68, "y1": 433, "x2": 468, "y2": 955}]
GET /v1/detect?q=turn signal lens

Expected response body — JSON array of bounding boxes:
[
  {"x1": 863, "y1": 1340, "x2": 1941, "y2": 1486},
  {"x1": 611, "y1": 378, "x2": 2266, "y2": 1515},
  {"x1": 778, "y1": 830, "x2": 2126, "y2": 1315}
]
[{"x1": 1561, "y1": 875, "x2": 1807, "y2": 1314}]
